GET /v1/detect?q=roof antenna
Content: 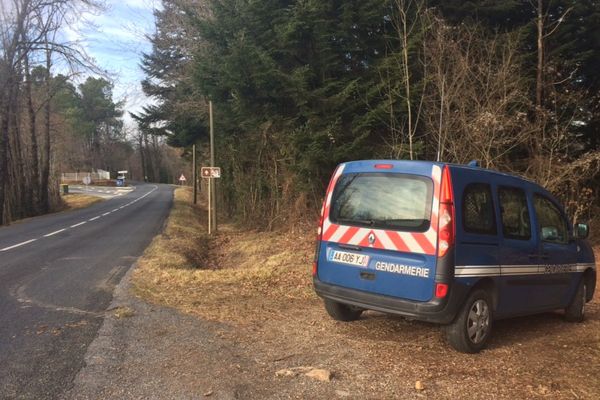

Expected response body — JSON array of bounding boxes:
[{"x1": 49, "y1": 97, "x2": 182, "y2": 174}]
[{"x1": 467, "y1": 160, "x2": 480, "y2": 167}]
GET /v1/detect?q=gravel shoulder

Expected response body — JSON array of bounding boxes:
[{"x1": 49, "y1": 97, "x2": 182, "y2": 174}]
[{"x1": 64, "y1": 265, "x2": 271, "y2": 400}]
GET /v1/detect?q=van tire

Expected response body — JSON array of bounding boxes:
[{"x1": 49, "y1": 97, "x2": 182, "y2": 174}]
[
  {"x1": 445, "y1": 289, "x2": 493, "y2": 353},
  {"x1": 323, "y1": 299, "x2": 363, "y2": 321},
  {"x1": 565, "y1": 280, "x2": 586, "y2": 322}
]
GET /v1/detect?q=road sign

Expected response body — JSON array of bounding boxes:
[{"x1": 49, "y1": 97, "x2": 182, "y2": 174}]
[
  {"x1": 83, "y1": 176, "x2": 91, "y2": 185},
  {"x1": 118, "y1": 170, "x2": 128, "y2": 174},
  {"x1": 179, "y1": 174, "x2": 187, "y2": 182},
  {"x1": 201, "y1": 167, "x2": 221, "y2": 178}
]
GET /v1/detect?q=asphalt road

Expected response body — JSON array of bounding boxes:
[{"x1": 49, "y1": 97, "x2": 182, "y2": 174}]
[{"x1": 0, "y1": 183, "x2": 173, "y2": 400}]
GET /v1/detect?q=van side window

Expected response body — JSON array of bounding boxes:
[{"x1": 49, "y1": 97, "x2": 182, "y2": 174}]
[
  {"x1": 462, "y1": 183, "x2": 496, "y2": 235},
  {"x1": 498, "y1": 187, "x2": 531, "y2": 240},
  {"x1": 533, "y1": 195, "x2": 568, "y2": 244}
]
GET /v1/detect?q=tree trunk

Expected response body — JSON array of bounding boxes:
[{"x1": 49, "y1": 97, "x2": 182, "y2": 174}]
[
  {"x1": 40, "y1": 42, "x2": 52, "y2": 213},
  {"x1": 536, "y1": 0, "x2": 544, "y2": 110},
  {"x1": 138, "y1": 133, "x2": 147, "y2": 181},
  {"x1": 9, "y1": 70, "x2": 29, "y2": 219},
  {"x1": 8, "y1": 95, "x2": 22, "y2": 220},
  {"x1": 151, "y1": 134, "x2": 161, "y2": 182},
  {"x1": 143, "y1": 133, "x2": 154, "y2": 181},
  {"x1": 399, "y1": 0, "x2": 413, "y2": 160},
  {"x1": 24, "y1": 52, "x2": 40, "y2": 214},
  {"x1": 0, "y1": 90, "x2": 11, "y2": 224}
]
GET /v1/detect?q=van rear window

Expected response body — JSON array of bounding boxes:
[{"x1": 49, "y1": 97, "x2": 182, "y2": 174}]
[{"x1": 330, "y1": 173, "x2": 433, "y2": 232}]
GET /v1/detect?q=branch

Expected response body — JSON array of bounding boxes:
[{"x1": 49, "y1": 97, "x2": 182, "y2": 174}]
[{"x1": 544, "y1": 7, "x2": 573, "y2": 39}]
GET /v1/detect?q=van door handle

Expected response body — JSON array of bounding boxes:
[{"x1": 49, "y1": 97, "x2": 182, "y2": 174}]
[
  {"x1": 540, "y1": 253, "x2": 550, "y2": 260},
  {"x1": 528, "y1": 254, "x2": 537, "y2": 259}
]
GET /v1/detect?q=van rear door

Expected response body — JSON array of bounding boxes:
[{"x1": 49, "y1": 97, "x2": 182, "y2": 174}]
[{"x1": 317, "y1": 161, "x2": 442, "y2": 302}]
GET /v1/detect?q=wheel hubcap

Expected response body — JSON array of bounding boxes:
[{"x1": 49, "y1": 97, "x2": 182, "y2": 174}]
[{"x1": 467, "y1": 299, "x2": 490, "y2": 344}]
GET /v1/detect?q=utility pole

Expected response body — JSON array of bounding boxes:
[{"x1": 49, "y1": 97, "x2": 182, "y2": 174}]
[
  {"x1": 209, "y1": 100, "x2": 217, "y2": 232},
  {"x1": 192, "y1": 143, "x2": 197, "y2": 204}
]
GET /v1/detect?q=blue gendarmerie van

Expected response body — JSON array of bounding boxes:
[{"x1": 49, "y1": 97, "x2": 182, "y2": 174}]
[{"x1": 312, "y1": 160, "x2": 596, "y2": 353}]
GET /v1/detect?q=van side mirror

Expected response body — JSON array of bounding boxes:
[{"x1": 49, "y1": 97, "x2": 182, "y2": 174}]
[{"x1": 573, "y1": 223, "x2": 589, "y2": 239}]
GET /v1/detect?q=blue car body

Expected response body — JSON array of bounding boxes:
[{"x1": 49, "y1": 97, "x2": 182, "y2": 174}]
[{"x1": 313, "y1": 160, "x2": 596, "y2": 350}]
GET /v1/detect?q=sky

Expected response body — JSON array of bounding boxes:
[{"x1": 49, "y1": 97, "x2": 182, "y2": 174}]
[{"x1": 62, "y1": 0, "x2": 159, "y2": 128}]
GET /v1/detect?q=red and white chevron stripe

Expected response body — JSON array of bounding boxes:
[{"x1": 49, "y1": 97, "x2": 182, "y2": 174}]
[{"x1": 321, "y1": 164, "x2": 442, "y2": 256}]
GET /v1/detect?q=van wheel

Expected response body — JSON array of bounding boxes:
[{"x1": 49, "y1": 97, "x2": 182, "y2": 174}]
[
  {"x1": 565, "y1": 280, "x2": 586, "y2": 322},
  {"x1": 445, "y1": 289, "x2": 493, "y2": 353},
  {"x1": 323, "y1": 299, "x2": 363, "y2": 321}
]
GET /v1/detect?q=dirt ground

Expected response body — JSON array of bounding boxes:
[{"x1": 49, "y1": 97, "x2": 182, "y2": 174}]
[{"x1": 131, "y1": 189, "x2": 600, "y2": 399}]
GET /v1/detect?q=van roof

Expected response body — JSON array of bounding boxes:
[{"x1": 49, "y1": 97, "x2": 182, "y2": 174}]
[{"x1": 340, "y1": 159, "x2": 554, "y2": 198}]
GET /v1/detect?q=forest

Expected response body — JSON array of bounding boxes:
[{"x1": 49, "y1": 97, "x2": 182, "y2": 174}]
[
  {"x1": 0, "y1": 0, "x2": 184, "y2": 224},
  {"x1": 134, "y1": 0, "x2": 600, "y2": 230},
  {"x1": 2, "y1": 0, "x2": 600, "y2": 230}
]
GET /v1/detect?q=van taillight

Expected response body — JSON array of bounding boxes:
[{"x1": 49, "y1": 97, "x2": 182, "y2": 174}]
[
  {"x1": 437, "y1": 166, "x2": 455, "y2": 258},
  {"x1": 313, "y1": 222, "x2": 323, "y2": 277},
  {"x1": 313, "y1": 205, "x2": 325, "y2": 277}
]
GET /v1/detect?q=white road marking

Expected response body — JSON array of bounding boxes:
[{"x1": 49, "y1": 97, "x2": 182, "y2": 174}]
[
  {"x1": 44, "y1": 229, "x2": 66, "y2": 237},
  {"x1": 70, "y1": 221, "x2": 87, "y2": 228},
  {"x1": 89, "y1": 216, "x2": 100, "y2": 221},
  {"x1": 112, "y1": 209, "x2": 119, "y2": 212},
  {"x1": 0, "y1": 239, "x2": 37, "y2": 252},
  {"x1": 102, "y1": 212, "x2": 111, "y2": 216}
]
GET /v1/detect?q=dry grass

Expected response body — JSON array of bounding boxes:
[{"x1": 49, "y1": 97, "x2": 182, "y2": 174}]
[
  {"x1": 61, "y1": 194, "x2": 104, "y2": 210},
  {"x1": 135, "y1": 187, "x2": 209, "y2": 271},
  {"x1": 131, "y1": 189, "x2": 600, "y2": 398},
  {"x1": 132, "y1": 187, "x2": 314, "y2": 323}
]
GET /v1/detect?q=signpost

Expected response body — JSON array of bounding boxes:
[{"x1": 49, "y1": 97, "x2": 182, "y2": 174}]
[
  {"x1": 201, "y1": 167, "x2": 221, "y2": 178},
  {"x1": 179, "y1": 174, "x2": 187, "y2": 185},
  {"x1": 83, "y1": 175, "x2": 91, "y2": 187},
  {"x1": 192, "y1": 144, "x2": 197, "y2": 204},
  {"x1": 209, "y1": 101, "x2": 217, "y2": 232},
  {"x1": 201, "y1": 166, "x2": 221, "y2": 234}
]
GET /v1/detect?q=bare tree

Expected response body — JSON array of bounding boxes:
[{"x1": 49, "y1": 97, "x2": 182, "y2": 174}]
[
  {"x1": 392, "y1": 0, "x2": 425, "y2": 160},
  {"x1": 0, "y1": 0, "x2": 101, "y2": 223},
  {"x1": 422, "y1": 14, "x2": 532, "y2": 169}
]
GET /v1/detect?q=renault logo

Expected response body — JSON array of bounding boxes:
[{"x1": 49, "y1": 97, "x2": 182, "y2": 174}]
[{"x1": 368, "y1": 233, "x2": 375, "y2": 244}]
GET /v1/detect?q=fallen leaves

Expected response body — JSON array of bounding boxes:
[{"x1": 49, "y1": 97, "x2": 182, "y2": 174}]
[{"x1": 113, "y1": 306, "x2": 135, "y2": 319}]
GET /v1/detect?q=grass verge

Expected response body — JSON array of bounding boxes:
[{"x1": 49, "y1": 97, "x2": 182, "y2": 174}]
[
  {"x1": 60, "y1": 193, "x2": 104, "y2": 210},
  {"x1": 130, "y1": 187, "x2": 600, "y2": 399},
  {"x1": 132, "y1": 187, "x2": 315, "y2": 323}
]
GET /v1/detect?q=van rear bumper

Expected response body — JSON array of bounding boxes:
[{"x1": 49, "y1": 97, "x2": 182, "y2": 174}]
[{"x1": 313, "y1": 278, "x2": 468, "y2": 324}]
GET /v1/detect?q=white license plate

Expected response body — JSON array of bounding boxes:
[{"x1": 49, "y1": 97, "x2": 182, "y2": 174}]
[{"x1": 328, "y1": 250, "x2": 369, "y2": 267}]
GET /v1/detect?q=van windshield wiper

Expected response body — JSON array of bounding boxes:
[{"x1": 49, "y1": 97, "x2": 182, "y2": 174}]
[
  {"x1": 336, "y1": 218, "x2": 375, "y2": 226},
  {"x1": 379, "y1": 218, "x2": 429, "y2": 228}
]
